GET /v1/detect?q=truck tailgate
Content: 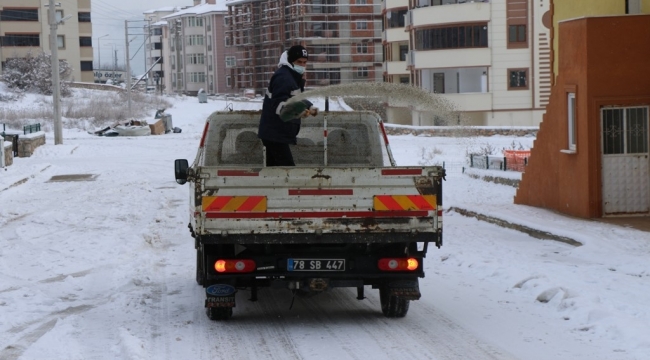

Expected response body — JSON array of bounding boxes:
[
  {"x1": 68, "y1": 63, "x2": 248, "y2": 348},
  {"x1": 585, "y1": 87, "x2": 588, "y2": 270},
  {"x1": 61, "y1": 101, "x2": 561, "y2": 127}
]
[{"x1": 196, "y1": 166, "x2": 443, "y2": 238}]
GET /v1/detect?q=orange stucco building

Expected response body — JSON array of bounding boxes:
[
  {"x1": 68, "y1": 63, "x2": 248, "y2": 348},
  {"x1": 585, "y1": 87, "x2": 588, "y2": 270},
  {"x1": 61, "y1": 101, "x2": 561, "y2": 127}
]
[{"x1": 514, "y1": 14, "x2": 650, "y2": 218}]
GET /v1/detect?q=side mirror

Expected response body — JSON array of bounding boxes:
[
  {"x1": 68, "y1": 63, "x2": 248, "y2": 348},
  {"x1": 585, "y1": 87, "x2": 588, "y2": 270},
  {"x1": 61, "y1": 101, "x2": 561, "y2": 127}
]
[{"x1": 175, "y1": 159, "x2": 189, "y2": 185}]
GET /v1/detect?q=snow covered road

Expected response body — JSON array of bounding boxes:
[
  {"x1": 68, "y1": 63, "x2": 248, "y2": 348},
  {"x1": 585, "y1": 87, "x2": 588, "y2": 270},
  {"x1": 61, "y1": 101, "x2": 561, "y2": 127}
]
[{"x1": 1, "y1": 95, "x2": 649, "y2": 360}]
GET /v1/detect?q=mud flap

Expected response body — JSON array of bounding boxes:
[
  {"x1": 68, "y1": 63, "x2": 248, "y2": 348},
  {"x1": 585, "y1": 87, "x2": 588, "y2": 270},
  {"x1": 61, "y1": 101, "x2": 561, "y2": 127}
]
[
  {"x1": 205, "y1": 284, "x2": 237, "y2": 308},
  {"x1": 386, "y1": 279, "x2": 421, "y2": 300}
]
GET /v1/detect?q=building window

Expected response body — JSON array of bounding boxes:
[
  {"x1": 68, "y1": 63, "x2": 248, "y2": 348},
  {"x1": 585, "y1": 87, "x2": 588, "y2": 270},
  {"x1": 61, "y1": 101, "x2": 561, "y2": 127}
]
[
  {"x1": 0, "y1": 34, "x2": 40, "y2": 46},
  {"x1": 187, "y1": 35, "x2": 204, "y2": 46},
  {"x1": 55, "y1": 10, "x2": 64, "y2": 22},
  {"x1": 508, "y1": 68, "x2": 528, "y2": 90},
  {"x1": 188, "y1": 17, "x2": 203, "y2": 27},
  {"x1": 79, "y1": 37, "x2": 92, "y2": 47},
  {"x1": 357, "y1": 67, "x2": 368, "y2": 77},
  {"x1": 78, "y1": 12, "x2": 91, "y2": 22},
  {"x1": 187, "y1": 53, "x2": 205, "y2": 64},
  {"x1": 152, "y1": 28, "x2": 162, "y2": 36},
  {"x1": 80, "y1": 61, "x2": 93, "y2": 71},
  {"x1": 226, "y1": 76, "x2": 232, "y2": 87},
  {"x1": 0, "y1": 9, "x2": 39, "y2": 21},
  {"x1": 508, "y1": 25, "x2": 526, "y2": 43},
  {"x1": 567, "y1": 93, "x2": 576, "y2": 151},
  {"x1": 387, "y1": 10, "x2": 407, "y2": 29},
  {"x1": 602, "y1": 107, "x2": 649, "y2": 155},
  {"x1": 356, "y1": 43, "x2": 368, "y2": 54},
  {"x1": 356, "y1": 21, "x2": 367, "y2": 30},
  {"x1": 225, "y1": 56, "x2": 236, "y2": 68},
  {"x1": 400, "y1": 76, "x2": 409, "y2": 84},
  {"x1": 57, "y1": 35, "x2": 65, "y2": 49},
  {"x1": 414, "y1": 24, "x2": 488, "y2": 50},
  {"x1": 189, "y1": 72, "x2": 206, "y2": 83},
  {"x1": 507, "y1": 0, "x2": 528, "y2": 49},
  {"x1": 357, "y1": 0, "x2": 367, "y2": 4},
  {"x1": 399, "y1": 45, "x2": 408, "y2": 61}
]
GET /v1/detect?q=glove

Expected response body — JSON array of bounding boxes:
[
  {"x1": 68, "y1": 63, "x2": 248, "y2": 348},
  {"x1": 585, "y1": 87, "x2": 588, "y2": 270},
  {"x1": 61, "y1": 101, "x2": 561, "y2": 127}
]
[{"x1": 279, "y1": 100, "x2": 315, "y2": 122}]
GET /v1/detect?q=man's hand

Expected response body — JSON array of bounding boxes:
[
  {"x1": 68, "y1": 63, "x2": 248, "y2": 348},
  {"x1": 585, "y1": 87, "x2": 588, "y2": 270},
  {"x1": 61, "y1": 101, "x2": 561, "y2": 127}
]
[{"x1": 301, "y1": 107, "x2": 319, "y2": 118}]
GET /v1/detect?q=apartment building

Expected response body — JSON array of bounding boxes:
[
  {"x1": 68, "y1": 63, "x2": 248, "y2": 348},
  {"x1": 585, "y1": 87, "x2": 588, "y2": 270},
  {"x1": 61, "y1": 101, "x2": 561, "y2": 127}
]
[
  {"x1": 144, "y1": 7, "x2": 180, "y2": 92},
  {"x1": 161, "y1": 0, "x2": 234, "y2": 95},
  {"x1": 0, "y1": 0, "x2": 94, "y2": 83},
  {"x1": 224, "y1": 0, "x2": 383, "y2": 93},
  {"x1": 386, "y1": 0, "x2": 551, "y2": 126},
  {"x1": 382, "y1": 0, "x2": 410, "y2": 85}
]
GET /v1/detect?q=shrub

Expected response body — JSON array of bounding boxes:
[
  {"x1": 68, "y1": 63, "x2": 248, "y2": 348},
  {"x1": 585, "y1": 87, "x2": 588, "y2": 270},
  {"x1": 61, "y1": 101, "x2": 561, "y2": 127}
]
[{"x1": 0, "y1": 51, "x2": 72, "y2": 96}]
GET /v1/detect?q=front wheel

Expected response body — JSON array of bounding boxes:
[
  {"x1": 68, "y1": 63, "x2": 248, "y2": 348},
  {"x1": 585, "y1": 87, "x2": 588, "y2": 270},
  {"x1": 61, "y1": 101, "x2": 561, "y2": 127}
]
[
  {"x1": 379, "y1": 287, "x2": 410, "y2": 318},
  {"x1": 206, "y1": 306, "x2": 233, "y2": 321}
]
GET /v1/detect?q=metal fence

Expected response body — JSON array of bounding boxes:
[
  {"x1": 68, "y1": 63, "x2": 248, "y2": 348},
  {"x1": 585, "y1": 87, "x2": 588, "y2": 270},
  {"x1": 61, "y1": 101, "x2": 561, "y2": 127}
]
[{"x1": 469, "y1": 150, "x2": 530, "y2": 172}]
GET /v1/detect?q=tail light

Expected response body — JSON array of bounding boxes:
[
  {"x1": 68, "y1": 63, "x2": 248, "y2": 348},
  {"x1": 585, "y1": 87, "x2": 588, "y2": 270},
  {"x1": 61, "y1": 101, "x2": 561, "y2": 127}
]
[
  {"x1": 214, "y1": 259, "x2": 256, "y2": 273},
  {"x1": 378, "y1": 258, "x2": 419, "y2": 271}
]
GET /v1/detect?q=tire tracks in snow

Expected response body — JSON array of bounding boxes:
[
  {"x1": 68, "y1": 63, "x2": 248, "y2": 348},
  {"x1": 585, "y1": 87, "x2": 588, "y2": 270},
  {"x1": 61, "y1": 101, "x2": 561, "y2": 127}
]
[{"x1": 1, "y1": 305, "x2": 96, "y2": 360}]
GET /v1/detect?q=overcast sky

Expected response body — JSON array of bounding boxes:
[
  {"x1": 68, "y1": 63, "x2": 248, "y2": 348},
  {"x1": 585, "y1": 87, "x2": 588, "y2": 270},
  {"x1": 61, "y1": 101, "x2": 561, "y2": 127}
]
[{"x1": 92, "y1": 0, "x2": 191, "y2": 74}]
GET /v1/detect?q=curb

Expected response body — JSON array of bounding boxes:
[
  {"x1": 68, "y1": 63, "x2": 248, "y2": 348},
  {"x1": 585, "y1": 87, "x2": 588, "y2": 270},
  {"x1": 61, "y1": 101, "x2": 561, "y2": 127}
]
[{"x1": 449, "y1": 206, "x2": 582, "y2": 247}]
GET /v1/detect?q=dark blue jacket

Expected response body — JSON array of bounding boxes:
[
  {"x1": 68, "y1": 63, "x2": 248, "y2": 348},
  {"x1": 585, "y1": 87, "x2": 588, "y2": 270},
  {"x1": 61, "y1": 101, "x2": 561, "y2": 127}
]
[{"x1": 258, "y1": 65, "x2": 311, "y2": 145}]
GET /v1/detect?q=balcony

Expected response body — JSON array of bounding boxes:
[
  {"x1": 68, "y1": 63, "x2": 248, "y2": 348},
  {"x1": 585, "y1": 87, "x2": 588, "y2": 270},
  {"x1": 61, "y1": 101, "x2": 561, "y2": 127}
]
[
  {"x1": 419, "y1": 66, "x2": 492, "y2": 111},
  {"x1": 385, "y1": 0, "x2": 409, "y2": 10},
  {"x1": 78, "y1": 22, "x2": 92, "y2": 34},
  {"x1": 412, "y1": 0, "x2": 491, "y2": 27},
  {"x1": 413, "y1": 48, "x2": 490, "y2": 69},
  {"x1": 384, "y1": 28, "x2": 409, "y2": 43},
  {"x1": 79, "y1": 47, "x2": 93, "y2": 58},
  {"x1": 440, "y1": 92, "x2": 492, "y2": 111},
  {"x1": 385, "y1": 61, "x2": 408, "y2": 75}
]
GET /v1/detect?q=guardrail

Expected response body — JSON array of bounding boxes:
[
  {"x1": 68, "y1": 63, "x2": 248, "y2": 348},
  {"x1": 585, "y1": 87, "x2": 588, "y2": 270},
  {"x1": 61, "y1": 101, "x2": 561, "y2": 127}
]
[
  {"x1": 24, "y1": 123, "x2": 41, "y2": 135},
  {"x1": 469, "y1": 150, "x2": 530, "y2": 172}
]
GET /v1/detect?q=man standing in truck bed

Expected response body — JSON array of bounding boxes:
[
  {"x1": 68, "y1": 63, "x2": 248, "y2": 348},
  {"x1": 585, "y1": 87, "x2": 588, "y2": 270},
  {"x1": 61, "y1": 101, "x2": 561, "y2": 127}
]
[{"x1": 258, "y1": 45, "x2": 317, "y2": 166}]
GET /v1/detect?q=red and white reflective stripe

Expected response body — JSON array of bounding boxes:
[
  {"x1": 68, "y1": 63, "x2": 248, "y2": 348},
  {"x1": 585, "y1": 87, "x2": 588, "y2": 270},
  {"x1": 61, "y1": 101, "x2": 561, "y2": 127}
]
[
  {"x1": 204, "y1": 210, "x2": 429, "y2": 219},
  {"x1": 381, "y1": 169, "x2": 423, "y2": 176},
  {"x1": 217, "y1": 170, "x2": 260, "y2": 176},
  {"x1": 288, "y1": 189, "x2": 353, "y2": 196}
]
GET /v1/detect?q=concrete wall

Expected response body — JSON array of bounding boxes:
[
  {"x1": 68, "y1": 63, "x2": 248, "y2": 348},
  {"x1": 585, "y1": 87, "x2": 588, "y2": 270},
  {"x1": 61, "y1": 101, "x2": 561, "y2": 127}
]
[
  {"x1": 515, "y1": 15, "x2": 650, "y2": 218},
  {"x1": 552, "y1": 0, "x2": 650, "y2": 79}
]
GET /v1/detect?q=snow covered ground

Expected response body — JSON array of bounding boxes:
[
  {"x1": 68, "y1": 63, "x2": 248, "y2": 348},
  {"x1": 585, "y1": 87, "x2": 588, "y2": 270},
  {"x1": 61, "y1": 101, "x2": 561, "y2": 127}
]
[{"x1": 1, "y1": 90, "x2": 649, "y2": 360}]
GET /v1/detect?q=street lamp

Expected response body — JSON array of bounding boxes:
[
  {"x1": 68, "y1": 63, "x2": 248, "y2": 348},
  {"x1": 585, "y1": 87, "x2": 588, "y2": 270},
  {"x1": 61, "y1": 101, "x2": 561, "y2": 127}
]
[{"x1": 97, "y1": 34, "x2": 109, "y2": 70}]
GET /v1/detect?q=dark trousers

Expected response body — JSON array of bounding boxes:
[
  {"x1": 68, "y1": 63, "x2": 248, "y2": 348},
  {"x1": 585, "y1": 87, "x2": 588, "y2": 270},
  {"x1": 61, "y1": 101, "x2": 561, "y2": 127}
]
[{"x1": 261, "y1": 139, "x2": 295, "y2": 166}]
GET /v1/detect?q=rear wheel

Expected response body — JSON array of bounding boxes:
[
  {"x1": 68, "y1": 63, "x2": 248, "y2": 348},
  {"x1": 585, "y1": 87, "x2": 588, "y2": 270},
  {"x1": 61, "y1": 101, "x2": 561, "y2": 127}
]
[
  {"x1": 206, "y1": 306, "x2": 233, "y2": 321},
  {"x1": 379, "y1": 287, "x2": 410, "y2": 318}
]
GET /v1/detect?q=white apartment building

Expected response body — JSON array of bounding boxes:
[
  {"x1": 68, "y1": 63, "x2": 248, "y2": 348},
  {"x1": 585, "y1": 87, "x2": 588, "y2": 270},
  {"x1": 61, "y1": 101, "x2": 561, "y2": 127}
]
[
  {"x1": 383, "y1": 0, "x2": 410, "y2": 85},
  {"x1": 0, "y1": 0, "x2": 94, "y2": 83},
  {"x1": 144, "y1": 7, "x2": 180, "y2": 93},
  {"x1": 384, "y1": 0, "x2": 551, "y2": 126},
  {"x1": 160, "y1": 0, "x2": 234, "y2": 95}
]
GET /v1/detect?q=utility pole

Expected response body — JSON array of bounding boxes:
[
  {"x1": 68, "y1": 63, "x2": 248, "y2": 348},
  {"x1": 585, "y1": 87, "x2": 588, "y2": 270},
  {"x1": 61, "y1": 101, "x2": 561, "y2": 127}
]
[
  {"x1": 125, "y1": 20, "x2": 132, "y2": 119},
  {"x1": 98, "y1": 34, "x2": 109, "y2": 71},
  {"x1": 48, "y1": 0, "x2": 63, "y2": 145}
]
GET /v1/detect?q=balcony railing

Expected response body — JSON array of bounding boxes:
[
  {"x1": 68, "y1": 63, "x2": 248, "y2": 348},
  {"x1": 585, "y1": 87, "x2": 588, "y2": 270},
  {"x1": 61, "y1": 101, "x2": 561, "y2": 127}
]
[{"x1": 416, "y1": 0, "x2": 490, "y2": 6}]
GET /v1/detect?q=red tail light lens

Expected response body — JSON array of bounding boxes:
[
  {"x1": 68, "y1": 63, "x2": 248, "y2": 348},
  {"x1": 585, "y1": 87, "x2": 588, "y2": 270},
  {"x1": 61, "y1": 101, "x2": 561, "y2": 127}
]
[
  {"x1": 378, "y1": 258, "x2": 419, "y2": 271},
  {"x1": 214, "y1": 259, "x2": 256, "y2": 273}
]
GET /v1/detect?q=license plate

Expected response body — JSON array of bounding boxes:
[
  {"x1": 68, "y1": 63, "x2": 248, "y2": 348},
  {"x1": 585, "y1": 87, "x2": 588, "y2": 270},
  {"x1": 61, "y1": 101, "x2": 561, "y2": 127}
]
[{"x1": 287, "y1": 259, "x2": 345, "y2": 271}]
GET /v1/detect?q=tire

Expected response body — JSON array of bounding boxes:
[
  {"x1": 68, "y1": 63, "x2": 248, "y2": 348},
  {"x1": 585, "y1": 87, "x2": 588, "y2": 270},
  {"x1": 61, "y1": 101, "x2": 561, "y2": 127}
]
[
  {"x1": 196, "y1": 248, "x2": 204, "y2": 286},
  {"x1": 379, "y1": 287, "x2": 410, "y2": 318},
  {"x1": 206, "y1": 306, "x2": 233, "y2": 321}
]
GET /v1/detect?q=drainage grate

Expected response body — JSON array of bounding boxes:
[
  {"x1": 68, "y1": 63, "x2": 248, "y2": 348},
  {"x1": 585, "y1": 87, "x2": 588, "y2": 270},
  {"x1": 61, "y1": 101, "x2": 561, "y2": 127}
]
[{"x1": 47, "y1": 174, "x2": 98, "y2": 182}]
